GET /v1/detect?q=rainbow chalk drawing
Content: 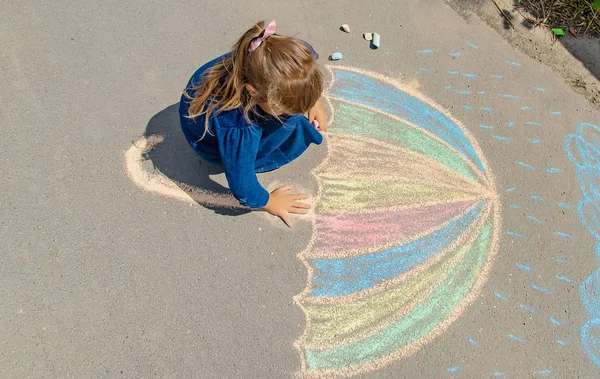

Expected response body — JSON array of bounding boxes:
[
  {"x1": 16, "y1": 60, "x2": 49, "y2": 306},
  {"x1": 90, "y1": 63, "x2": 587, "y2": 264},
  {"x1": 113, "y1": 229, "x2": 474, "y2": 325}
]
[
  {"x1": 124, "y1": 66, "x2": 501, "y2": 377},
  {"x1": 565, "y1": 122, "x2": 600, "y2": 367},
  {"x1": 294, "y1": 66, "x2": 501, "y2": 377}
]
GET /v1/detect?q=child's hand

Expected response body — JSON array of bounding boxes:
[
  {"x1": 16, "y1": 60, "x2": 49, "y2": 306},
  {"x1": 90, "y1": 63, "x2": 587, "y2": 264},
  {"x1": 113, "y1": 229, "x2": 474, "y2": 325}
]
[
  {"x1": 308, "y1": 99, "x2": 328, "y2": 131},
  {"x1": 263, "y1": 185, "x2": 311, "y2": 227}
]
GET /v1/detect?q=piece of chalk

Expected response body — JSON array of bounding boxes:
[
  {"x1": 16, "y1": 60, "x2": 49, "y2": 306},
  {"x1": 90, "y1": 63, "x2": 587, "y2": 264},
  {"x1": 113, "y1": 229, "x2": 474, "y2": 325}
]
[
  {"x1": 372, "y1": 32, "x2": 380, "y2": 48},
  {"x1": 330, "y1": 52, "x2": 343, "y2": 60},
  {"x1": 363, "y1": 33, "x2": 373, "y2": 41},
  {"x1": 311, "y1": 120, "x2": 320, "y2": 129},
  {"x1": 341, "y1": 24, "x2": 350, "y2": 33}
]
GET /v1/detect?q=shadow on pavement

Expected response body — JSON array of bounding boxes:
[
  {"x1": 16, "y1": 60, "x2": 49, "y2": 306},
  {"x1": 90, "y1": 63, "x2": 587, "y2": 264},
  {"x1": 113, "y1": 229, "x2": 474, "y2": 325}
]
[
  {"x1": 143, "y1": 103, "x2": 250, "y2": 216},
  {"x1": 560, "y1": 35, "x2": 600, "y2": 83}
]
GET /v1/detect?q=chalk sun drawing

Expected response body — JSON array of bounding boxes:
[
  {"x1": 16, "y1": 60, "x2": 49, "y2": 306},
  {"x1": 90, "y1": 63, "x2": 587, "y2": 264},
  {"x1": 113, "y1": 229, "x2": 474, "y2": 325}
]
[
  {"x1": 293, "y1": 66, "x2": 500, "y2": 377},
  {"x1": 124, "y1": 66, "x2": 501, "y2": 378}
]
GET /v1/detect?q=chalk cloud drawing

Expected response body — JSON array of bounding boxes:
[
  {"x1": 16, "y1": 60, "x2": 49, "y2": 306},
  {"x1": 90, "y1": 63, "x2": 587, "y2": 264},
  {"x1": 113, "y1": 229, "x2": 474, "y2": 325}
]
[
  {"x1": 124, "y1": 65, "x2": 501, "y2": 377},
  {"x1": 565, "y1": 122, "x2": 600, "y2": 367}
]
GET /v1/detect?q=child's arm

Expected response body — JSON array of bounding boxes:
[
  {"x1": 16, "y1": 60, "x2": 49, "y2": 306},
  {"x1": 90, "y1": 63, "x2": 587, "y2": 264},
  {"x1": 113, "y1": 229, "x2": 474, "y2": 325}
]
[
  {"x1": 216, "y1": 123, "x2": 311, "y2": 226},
  {"x1": 308, "y1": 99, "x2": 328, "y2": 131}
]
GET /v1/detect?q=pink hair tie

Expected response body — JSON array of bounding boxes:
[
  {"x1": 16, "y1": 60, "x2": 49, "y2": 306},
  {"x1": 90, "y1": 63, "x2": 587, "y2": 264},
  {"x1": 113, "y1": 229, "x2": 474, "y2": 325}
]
[{"x1": 248, "y1": 20, "x2": 277, "y2": 52}]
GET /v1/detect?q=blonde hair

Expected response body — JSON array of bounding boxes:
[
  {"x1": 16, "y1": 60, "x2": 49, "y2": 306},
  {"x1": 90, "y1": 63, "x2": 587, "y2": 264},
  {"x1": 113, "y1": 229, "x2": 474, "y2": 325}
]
[{"x1": 185, "y1": 21, "x2": 324, "y2": 140}]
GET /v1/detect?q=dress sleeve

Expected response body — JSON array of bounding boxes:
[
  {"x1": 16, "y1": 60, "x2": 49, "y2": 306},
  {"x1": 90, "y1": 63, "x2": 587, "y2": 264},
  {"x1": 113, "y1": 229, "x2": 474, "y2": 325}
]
[{"x1": 215, "y1": 119, "x2": 270, "y2": 208}]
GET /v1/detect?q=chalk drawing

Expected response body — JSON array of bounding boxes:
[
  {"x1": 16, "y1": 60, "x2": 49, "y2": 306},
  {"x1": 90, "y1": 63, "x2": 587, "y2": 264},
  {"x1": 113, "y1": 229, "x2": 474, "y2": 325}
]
[
  {"x1": 467, "y1": 42, "x2": 479, "y2": 49},
  {"x1": 531, "y1": 196, "x2": 545, "y2": 202},
  {"x1": 516, "y1": 161, "x2": 535, "y2": 171},
  {"x1": 494, "y1": 291, "x2": 508, "y2": 300},
  {"x1": 447, "y1": 366, "x2": 460, "y2": 373},
  {"x1": 506, "y1": 187, "x2": 516, "y2": 192},
  {"x1": 449, "y1": 52, "x2": 463, "y2": 57},
  {"x1": 533, "y1": 87, "x2": 546, "y2": 92},
  {"x1": 505, "y1": 60, "x2": 521, "y2": 67},
  {"x1": 492, "y1": 135, "x2": 509, "y2": 142},
  {"x1": 556, "y1": 340, "x2": 567, "y2": 347},
  {"x1": 528, "y1": 216, "x2": 542, "y2": 224},
  {"x1": 509, "y1": 204, "x2": 522, "y2": 209},
  {"x1": 521, "y1": 106, "x2": 533, "y2": 111},
  {"x1": 548, "y1": 317, "x2": 562, "y2": 326},
  {"x1": 520, "y1": 304, "x2": 535, "y2": 313},
  {"x1": 293, "y1": 66, "x2": 501, "y2": 377},
  {"x1": 547, "y1": 168, "x2": 562, "y2": 173},
  {"x1": 507, "y1": 122, "x2": 515, "y2": 127},
  {"x1": 508, "y1": 333, "x2": 526, "y2": 343},
  {"x1": 497, "y1": 94, "x2": 520, "y2": 100},
  {"x1": 536, "y1": 369, "x2": 552, "y2": 375},
  {"x1": 558, "y1": 203, "x2": 572, "y2": 209},
  {"x1": 550, "y1": 111, "x2": 562, "y2": 115},
  {"x1": 467, "y1": 336, "x2": 478, "y2": 346},
  {"x1": 508, "y1": 231, "x2": 525, "y2": 238},
  {"x1": 491, "y1": 75, "x2": 503, "y2": 79},
  {"x1": 481, "y1": 125, "x2": 494, "y2": 130},
  {"x1": 517, "y1": 263, "x2": 533, "y2": 272},
  {"x1": 449, "y1": 71, "x2": 459, "y2": 75},
  {"x1": 555, "y1": 232, "x2": 572, "y2": 238},
  {"x1": 556, "y1": 275, "x2": 573, "y2": 283},
  {"x1": 525, "y1": 122, "x2": 542, "y2": 126},
  {"x1": 125, "y1": 65, "x2": 502, "y2": 377},
  {"x1": 418, "y1": 49, "x2": 434, "y2": 54},
  {"x1": 481, "y1": 107, "x2": 493, "y2": 112},
  {"x1": 531, "y1": 284, "x2": 550, "y2": 294},
  {"x1": 420, "y1": 68, "x2": 432, "y2": 72},
  {"x1": 528, "y1": 138, "x2": 542, "y2": 144}
]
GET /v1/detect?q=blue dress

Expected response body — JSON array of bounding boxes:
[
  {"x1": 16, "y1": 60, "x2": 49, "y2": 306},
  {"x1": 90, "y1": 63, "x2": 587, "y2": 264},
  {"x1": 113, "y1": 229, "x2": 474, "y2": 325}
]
[{"x1": 179, "y1": 54, "x2": 323, "y2": 208}]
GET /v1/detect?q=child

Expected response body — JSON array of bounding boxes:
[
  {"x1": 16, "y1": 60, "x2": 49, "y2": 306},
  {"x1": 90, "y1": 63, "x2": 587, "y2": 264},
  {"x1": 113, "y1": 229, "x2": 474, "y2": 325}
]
[{"x1": 179, "y1": 20, "x2": 328, "y2": 227}]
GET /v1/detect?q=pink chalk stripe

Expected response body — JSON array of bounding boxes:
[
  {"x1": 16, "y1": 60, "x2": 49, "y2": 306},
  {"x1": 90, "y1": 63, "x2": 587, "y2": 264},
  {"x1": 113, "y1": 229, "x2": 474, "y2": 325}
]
[{"x1": 314, "y1": 200, "x2": 477, "y2": 254}]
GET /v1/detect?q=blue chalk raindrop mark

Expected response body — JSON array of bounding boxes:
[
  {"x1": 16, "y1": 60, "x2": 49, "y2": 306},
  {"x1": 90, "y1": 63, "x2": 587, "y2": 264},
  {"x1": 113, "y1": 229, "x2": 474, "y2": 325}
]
[
  {"x1": 516, "y1": 161, "x2": 535, "y2": 170},
  {"x1": 508, "y1": 231, "x2": 526, "y2": 238},
  {"x1": 556, "y1": 340, "x2": 567, "y2": 346},
  {"x1": 555, "y1": 232, "x2": 572, "y2": 238},
  {"x1": 467, "y1": 336, "x2": 478, "y2": 346},
  {"x1": 509, "y1": 204, "x2": 521, "y2": 209},
  {"x1": 548, "y1": 317, "x2": 562, "y2": 326},
  {"x1": 497, "y1": 93, "x2": 520, "y2": 100},
  {"x1": 547, "y1": 168, "x2": 562, "y2": 173},
  {"x1": 448, "y1": 71, "x2": 459, "y2": 75},
  {"x1": 467, "y1": 42, "x2": 479, "y2": 49},
  {"x1": 491, "y1": 75, "x2": 504, "y2": 79},
  {"x1": 506, "y1": 186, "x2": 516, "y2": 192},
  {"x1": 492, "y1": 135, "x2": 509, "y2": 141},
  {"x1": 417, "y1": 49, "x2": 434, "y2": 54},
  {"x1": 419, "y1": 68, "x2": 432, "y2": 72},
  {"x1": 508, "y1": 121, "x2": 515, "y2": 127},
  {"x1": 556, "y1": 275, "x2": 573, "y2": 283},
  {"x1": 447, "y1": 366, "x2": 460, "y2": 373},
  {"x1": 494, "y1": 291, "x2": 508, "y2": 300},
  {"x1": 531, "y1": 196, "x2": 545, "y2": 202},
  {"x1": 529, "y1": 138, "x2": 542, "y2": 144},
  {"x1": 558, "y1": 202, "x2": 572, "y2": 209},
  {"x1": 476, "y1": 91, "x2": 486, "y2": 95},
  {"x1": 480, "y1": 107, "x2": 493, "y2": 112},
  {"x1": 528, "y1": 216, "x2": 542, "y2": 224},
  {"x1": 521, "y1": 106, "x2": 533, "y2": 111},
  {"x1": 526, "y1": 121, "x2": 542, "y2": 126},
  {"x1": 531, "y1": 284, "x2": 551, "y2": 293},
  {"x1": 449, "y1": 52, "x2": 463, "y2": 57},
  {"x1": 533, "y1": 86, "x2": 546, "y2": 91},
  {"x1": 517, "y1": 263, "x2": 533, "y2": 272},
  {"x1": 520, "y1": 304, "x2": 535, "y2": 313},
  {"x1": 550, "y1": 111, "x2": 562, "y2": 115},
  {"x1": 457, "y1": 90, "x2": 472, "y2": 95},
  {"x1": 508, "y1": 333, "x2": 526, "y2": 343},
  {"x1": 536, "y1": 369, "x2": 552, "y2": 375},
  {"x1": 463, "y1": 105, "x2": 472, "y2": 110},
  {"x1": 505, "y1": 60, "x2": 522, "y2": 66},
  {"x1": 461, "y1": 73, "x2": 477, "y2": 78},
  {"x1": 444, "y1": 85, "x2": 452, "y2": 90},
  {"x1": 555, "y1": 257, "x2": 567, "y2": 263},
  {"x1": 491, "y1": 372, "x2": 506, "y2": 377},
  {"x1": 481, "y1": 125, "x2": 494, "y2": 130}
]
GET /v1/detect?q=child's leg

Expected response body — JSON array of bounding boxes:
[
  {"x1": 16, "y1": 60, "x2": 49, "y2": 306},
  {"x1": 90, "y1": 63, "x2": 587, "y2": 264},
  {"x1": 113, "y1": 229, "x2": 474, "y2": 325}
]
[{"x1": 254, "y1": 115, "x2": 323, "y2": 173}]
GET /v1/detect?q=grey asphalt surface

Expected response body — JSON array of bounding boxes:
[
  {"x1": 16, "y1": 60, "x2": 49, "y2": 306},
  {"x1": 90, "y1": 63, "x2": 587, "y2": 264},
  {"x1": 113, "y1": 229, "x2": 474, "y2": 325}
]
[{"x1": 2, "y1": 0, "x2": 600, "y2": 377}]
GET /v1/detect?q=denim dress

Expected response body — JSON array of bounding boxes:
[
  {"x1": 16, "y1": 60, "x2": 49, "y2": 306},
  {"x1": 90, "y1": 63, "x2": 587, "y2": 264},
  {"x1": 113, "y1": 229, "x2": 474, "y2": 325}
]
[{"x1": 179, "y1": 53, "x2": 323, "y2": 208}]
